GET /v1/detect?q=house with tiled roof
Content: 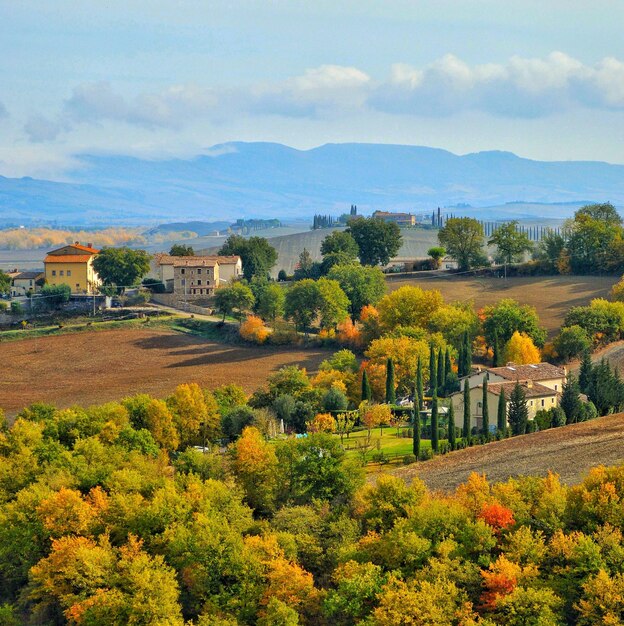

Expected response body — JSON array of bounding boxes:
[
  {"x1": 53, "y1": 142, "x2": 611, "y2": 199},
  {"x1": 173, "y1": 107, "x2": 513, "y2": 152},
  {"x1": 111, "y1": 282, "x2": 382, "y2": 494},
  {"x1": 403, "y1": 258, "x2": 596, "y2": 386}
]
[
  {"x1": 44, "y1": 242, "x2": 101, "y2": 294},
  {"x1": 9, "y1": 270, "x2": 45, "y2": 297},
  {"x1": 462, "y1": 363, "x2": 566, "y2": 394},
  {"x1": 152, "y1": 254, "x2": 242, "y2": 294}
]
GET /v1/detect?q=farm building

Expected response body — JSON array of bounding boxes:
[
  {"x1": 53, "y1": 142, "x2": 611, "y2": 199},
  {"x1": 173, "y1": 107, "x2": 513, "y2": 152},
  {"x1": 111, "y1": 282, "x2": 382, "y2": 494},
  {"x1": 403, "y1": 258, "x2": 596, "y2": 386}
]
[
  {"x1": 372, "y1": 210, "x2": 416, "y2": 227},
  {"x1": 8, "y1": 270, "x2": 44, "y2": 297},
  {"x1": 152, "y1": 254, "x2": 242, "y2": 293},
  {"x1": 462, "y1": 363, "x2": 566, "y2": 393},
  {"x1": 44, "y1": 242, "x2": 101, "y2": 294}
]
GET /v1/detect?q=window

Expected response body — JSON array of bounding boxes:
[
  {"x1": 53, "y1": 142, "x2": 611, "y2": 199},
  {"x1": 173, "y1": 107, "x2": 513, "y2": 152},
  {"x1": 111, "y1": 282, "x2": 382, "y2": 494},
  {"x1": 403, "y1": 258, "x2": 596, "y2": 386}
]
[
  {"x1": 181, "y1": 268, "x2": 185, "y2": 274},
  {"x1": 197, "y1": 268, "x2": 202, "y2": 274},
  {"x1": 76, "y1": 284, "x2": 80, "y2": 289},
  {"x1": 60, "y1": 270, "x2": 64, "y2": 276},
  {"x1": 67, "y1": 270, "x2": 71, "y2": 276},
  {"x1": 541, "y1": 399, "x2": 545, "y2": 407},
  {"x1": 181, "y1": 279, "x2": 186, "y2": 286},
  {"x1": 554, "y1": 385, "x2": 558, "y2": 391},
  {"x1": 197, "y1": 279, "x2": 202, "y2": 285},
  {"x1": 52, "y1": 270, "x2": 56, "y2": 276}
]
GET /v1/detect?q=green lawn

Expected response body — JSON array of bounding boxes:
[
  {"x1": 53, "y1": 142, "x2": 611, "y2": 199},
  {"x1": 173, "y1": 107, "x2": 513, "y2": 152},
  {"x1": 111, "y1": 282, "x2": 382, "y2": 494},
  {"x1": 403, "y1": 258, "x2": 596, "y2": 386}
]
[{"x1": 340, "y1": 426, "x2": 440, "y2": 465}]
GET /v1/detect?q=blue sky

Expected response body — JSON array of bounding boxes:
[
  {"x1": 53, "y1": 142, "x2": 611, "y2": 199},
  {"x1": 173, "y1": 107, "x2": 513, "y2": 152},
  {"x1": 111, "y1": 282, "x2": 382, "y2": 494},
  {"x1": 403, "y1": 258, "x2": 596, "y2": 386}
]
[{"x1": 1, "y1": 0, "x2": 624, "y2": 177}]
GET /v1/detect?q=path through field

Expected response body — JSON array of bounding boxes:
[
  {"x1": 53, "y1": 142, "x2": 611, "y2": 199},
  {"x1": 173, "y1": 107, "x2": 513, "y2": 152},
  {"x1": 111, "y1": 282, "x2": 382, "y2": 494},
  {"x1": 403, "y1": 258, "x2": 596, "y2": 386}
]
[
  {"x1": 0, "y1": 328, "x2": 331, "y2": 415},
  {"x1": 387, "y1": 414, "x2": 624, "y2": 491}
]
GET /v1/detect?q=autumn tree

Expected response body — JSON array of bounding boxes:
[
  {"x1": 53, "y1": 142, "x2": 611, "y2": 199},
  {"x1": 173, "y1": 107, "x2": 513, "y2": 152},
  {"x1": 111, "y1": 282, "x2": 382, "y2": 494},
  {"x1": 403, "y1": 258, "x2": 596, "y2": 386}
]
[
  {"x1": 503, "y1": 331, "x2": 541, "y2": 365},
  {"x1": 167, "y1": 383, "x2": 212, "y2": 448},
  {"x1": 377, "y1": 285, "x2": 444, "y2": 331},
  {"x1": 482, "y1": 298, "x2": 547, "y2": 348}
]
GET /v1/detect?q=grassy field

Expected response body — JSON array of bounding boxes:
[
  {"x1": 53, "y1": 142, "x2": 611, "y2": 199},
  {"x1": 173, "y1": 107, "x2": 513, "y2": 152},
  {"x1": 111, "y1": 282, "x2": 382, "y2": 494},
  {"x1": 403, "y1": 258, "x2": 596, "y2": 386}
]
[
  {"x1": 386, "y1": 274, "x2": 618, "y2": 335},
  {"x1": 389, "y1": 413, "x2": 624, "y2": 491},
  {"x1": 0, "y1": 327, "x2": 332, "y2": 416}
]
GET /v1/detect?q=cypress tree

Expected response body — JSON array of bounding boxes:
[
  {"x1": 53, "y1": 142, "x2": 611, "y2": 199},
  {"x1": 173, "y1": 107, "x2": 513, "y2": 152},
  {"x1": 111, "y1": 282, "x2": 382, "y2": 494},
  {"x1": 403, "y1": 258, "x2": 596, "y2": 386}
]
[
  {"x1": 361, "y1": 369, "x2": 372, "y2": 403},
  {"x1": 386, "y1": 358, "x2": 396, "y2": 404},
  {"x1": 462, "y1": 333, "x2": 472, "y2": 376},
  {"x1": 497, "y1": 388, "x2": 507, "y2": 435},
  {"x1": 561, "y1": 375, "x2": 582, "y2": 424},
  {"x1": 508, "y1": 382, "x2": 529, "y2": 435},
  {"x1": 431, "y1": 393, "x2": 439, "y2": 453},
  {"x1": 416, "y1": 357, "x2": 424, "y2": 411},
  {"x1": 429, "y1": 345, "x2": 437, "y2": 395},
  {"x1": 579, "y1": 350, "x2": 592, "y2": 394},
  {"x1": 493, "y1": 329, "x2": 502, "y2": 367},
  {"x1": 458, "y1": 341, "x2": 466, "y2": 377},
  {"x1": 463, "y1": 379, "x2": 471, "y2": 445},
  {"x1": 447, "y1": 400, "x2": 456, "y2": 451},
  {"x1": 437, "y1": 347, "x2": 445, "y2": 396},
  {"x1": 412, "y1": 400, "x2": 421, "y2": 459},
  {"x1": 482, "y1": 375, "x2": 490, "y2": 440},
  {"x1": 445, "y1": 348, "x2": 452, "y2": 385}
]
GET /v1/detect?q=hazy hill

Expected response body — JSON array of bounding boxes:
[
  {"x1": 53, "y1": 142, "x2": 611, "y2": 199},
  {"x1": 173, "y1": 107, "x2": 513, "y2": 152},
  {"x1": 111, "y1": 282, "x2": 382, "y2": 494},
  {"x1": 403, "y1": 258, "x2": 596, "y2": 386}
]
[{"x1": 1, "y1": 142, "x2": 623, "y2": 226}]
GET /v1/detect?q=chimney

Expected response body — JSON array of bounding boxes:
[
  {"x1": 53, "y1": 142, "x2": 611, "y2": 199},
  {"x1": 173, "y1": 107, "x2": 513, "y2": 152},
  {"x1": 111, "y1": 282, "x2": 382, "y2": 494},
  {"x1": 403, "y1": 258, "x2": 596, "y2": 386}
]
[
  {"x1": 87, "y1": 243, "x2": 93, "y2": 248},
  {"x1": 75, "y1": 241, "x2": 79, "y2": 245}
]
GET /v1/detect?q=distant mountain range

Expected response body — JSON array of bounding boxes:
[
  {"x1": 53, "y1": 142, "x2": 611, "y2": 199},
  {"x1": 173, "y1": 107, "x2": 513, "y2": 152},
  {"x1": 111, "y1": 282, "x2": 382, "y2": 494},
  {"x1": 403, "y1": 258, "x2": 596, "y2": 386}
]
[{"x1": 1, "y1": 142, "x2": 623, "y2": 227}]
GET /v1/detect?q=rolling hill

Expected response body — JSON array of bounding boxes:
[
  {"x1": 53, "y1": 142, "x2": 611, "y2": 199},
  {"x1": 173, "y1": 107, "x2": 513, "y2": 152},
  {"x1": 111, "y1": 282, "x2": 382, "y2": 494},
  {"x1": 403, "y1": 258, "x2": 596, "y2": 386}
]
[{"x1": 1, "y1": 142, "x2": 623, "y2": 226}]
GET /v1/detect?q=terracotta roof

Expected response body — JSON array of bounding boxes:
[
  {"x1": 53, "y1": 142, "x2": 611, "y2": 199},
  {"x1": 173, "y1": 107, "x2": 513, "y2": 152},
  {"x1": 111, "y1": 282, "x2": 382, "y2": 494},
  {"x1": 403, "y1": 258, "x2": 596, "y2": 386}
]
[
  {"x1": 172, "y1": 258, "x2": 217, "y2": 267},
  {"x1": 44, "y1": 255, "x2": 94, "y2": 263},
  {"x1": 488, "y1": 363, "x2": 565, "y2": 382},
  {"x1": 48, "y1": 243, "x2": 100, "y2": 255},
  {"x1": 479, "y1": 381, "x2": 558, "y2": 399},
  {"x1": 156, "y1": 254, "x2": 241, "y2": 266}
]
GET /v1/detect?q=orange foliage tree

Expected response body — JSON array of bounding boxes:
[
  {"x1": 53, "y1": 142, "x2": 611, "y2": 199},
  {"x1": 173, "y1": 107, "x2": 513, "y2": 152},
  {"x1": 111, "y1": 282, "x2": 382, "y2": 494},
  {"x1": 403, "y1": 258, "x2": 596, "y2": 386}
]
[{"x1": 240, "y1": 315, "x2": 270, "y2": 344}]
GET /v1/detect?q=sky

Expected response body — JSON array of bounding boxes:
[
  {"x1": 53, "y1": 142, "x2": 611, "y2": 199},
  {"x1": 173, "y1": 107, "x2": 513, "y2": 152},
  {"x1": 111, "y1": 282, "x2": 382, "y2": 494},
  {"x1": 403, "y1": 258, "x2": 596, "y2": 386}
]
[{"x1": 1, "y1": 0, "x2": 624, "y2": 178}]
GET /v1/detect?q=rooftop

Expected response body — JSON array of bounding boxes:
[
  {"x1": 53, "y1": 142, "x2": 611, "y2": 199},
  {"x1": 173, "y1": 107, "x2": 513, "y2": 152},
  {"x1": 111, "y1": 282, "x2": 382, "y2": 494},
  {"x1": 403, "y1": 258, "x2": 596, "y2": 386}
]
[
  {"x1": 12, "y1": 271, "x2": 44, "y2": 280},
  {"x1": 48, "y1": 242, "x2": 100, "y2": 255},
  {"x1": 487, "y1": 363, "x2": 566, "y2": 381},
  {"x1": 479, "y1": 381, "x2": 559, "y2": 398},
  {"x1": 156, "y1": 254, "x2": 240, "y2": 266},
  {"x1": 44, "y1": 255, "x2": 95, "y2": 264}
]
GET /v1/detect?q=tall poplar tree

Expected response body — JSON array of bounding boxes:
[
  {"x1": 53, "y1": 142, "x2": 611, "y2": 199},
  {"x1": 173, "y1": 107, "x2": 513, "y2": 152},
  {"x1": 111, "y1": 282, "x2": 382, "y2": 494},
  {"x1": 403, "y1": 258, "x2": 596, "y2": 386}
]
[
  {"x1": 462, "y1": 332, "x2": 472, "y2": 376},
  {"x1": 429, "y1": 346, "x2": 437, "y2": 395},
  {"x1": 437, "y1": 347, "x2": 445, "y2": 396},
  {"x1": 447, "y1": 400, "x2": 456, "y2": 451},
  {"x1": 463, "y1": 379, "x2": 471, "y2": 445},
  {"x1": 361, "y1": 369, "x2": 372, "y2": 403},
  {"x1": 497, "y1": 388, "x2": 507, "y2": 435},
  {"x1": 412, "y1": 398, "x2": 421, "y2": 459},
  {"x1": 431, "y1": 393, "x2": 439, "y2": 453},
  {"x1": 482, "y1": 375, "x2": 490, "y2": 440},
  {"x1": 385, "y1": 358, "x2": 396, "y2": 404},
  {"x1": 458, "y1": 341, "x2": 466, "y2": 377},
  {"x1": 415, "y1": 357, "x2": 424, "y2": 411}
]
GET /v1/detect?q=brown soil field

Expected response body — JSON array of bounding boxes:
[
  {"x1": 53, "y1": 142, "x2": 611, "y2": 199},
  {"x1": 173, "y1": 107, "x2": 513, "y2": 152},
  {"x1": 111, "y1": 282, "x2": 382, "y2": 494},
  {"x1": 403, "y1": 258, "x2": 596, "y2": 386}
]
[
  {"x1": 387, "y1": 414, "x2": 624, "y2": 491},
  {"x1": 0, "y1": 328, "x2": 331, "y2": 416},
  {"x1": 386, "y1": 275, "x2": 618, "y2": 335}
]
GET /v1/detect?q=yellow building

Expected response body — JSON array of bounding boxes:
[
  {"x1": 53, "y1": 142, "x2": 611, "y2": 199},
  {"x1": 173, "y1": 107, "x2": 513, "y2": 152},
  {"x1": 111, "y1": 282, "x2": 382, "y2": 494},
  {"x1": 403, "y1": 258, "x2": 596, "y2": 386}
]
[{"x1": 44, "y1": 242, "x2": 101, "y2": 294}]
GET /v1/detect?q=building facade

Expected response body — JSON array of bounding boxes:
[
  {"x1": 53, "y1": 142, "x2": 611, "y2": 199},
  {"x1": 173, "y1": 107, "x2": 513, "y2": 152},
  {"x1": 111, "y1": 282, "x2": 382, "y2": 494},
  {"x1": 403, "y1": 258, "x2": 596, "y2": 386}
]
[
  {"x1": 44, "y1": 243, "x2": 101, "y2": 294},
  {"x1": 152, "y1": 254, "x2": 242, "y2": 293},
  {"x1": 372, "y1": 211, "x2": 416, "y2": 227},
  {"x1": 8, "y1": 270, "x2": 44, "y2": 297},
  {"x1": 172, "y1": 258, "x2": 220, "y2": 296}
]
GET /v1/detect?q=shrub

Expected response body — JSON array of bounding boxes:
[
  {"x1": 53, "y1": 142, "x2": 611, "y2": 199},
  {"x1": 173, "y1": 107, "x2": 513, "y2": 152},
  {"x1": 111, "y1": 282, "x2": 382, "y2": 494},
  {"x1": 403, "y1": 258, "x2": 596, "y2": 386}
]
[
  {"x1": 0, "y1": 301, "x2": 8, "y2": 312},
  {"x1": 418, "y1": 447, "x2": 433, "y2": 461},
  {"x1": 10, "y1": 301, "x2": 23, "y2": 314},
  {"x1": 579, "y1": 401, "x2": 598, "y2": 422},
  {"x1": 534, "y1": 409, "x2": 551, "y2": 431},
  {"x1": 306, "y1": 412, "x2": 337, "y2": 434},
  {"x1": 550, "y1": 407, "x2": 567, "y2": 428},
  {"x1": 403, "y1": 453, "x2": 417, "y2": 465},
  {"x1": 142, "y1": 277, "x2": 166, "y2": 293},
  {"x1": 240, "y1": 315, "x2": 270, "y2": 344},
  {"x1": 267, "y1": 321, "x2": 299, "y2": 345}
]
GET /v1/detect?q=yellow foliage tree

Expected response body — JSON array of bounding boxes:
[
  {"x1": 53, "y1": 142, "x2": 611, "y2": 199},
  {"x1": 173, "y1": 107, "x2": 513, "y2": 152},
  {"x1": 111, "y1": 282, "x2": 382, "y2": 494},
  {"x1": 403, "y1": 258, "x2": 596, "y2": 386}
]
[
  {"x1": 359, "y1": 304, "x2": 382, "y2": 345},
  {"x1": 503, "y1": 331, "x2": 541, "y2": 365},
  {"x1": 377, "y1": 286, "x2": 444, "y2": 331},
  {"x1": 240, "y1": 315, "x2": 270, "y2": 344},
  {"x1": 361, "y1": 404, "x2": 393, "y2": 439},
  {"x1": 307, "y1": 413, "x2": 337, "y2": 433},
  {"x1": 167, "y1": 383, "x2": 209, "y2": 448}
]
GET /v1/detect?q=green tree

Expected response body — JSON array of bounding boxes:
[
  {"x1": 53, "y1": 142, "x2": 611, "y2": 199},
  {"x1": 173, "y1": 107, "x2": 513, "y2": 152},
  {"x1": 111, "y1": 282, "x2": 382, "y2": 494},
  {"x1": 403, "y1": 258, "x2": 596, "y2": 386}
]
[
  {"x1": 346, "y1": 217, "x2": 402, "y2": 266},
  {"x1": 317, "y1": 278, "x2": 350, "y2": 329},
  {"x1": 415, "y1": 357, "x2": 424, "y2": 411},
  {"x1": 463, "y1": 379, "x2": 471, "y2": 444},
  {"x1": 320, "y1": 230, "x2": 359, "y2": 259},
  {"x1": 214, "y1": 282, "x2": 255, "y2": 323},
  {"x1": 488, "y1": 221, "x2": 533, "y2": 265},
  {"x1": 361, "y1": 369, "x2": 373, "y2": 403},
  {"x1": 493, "y1": 329, "x2": 502, "y2": 367},
  {"x1": 412, "y1": 404, "x2": 420, "y2": 458},
  {"x1": 92, "y1": 247, "x2": 151, "y2": 291},
  {"x1": 427, "y1": 246, "x2": 446, "y2": 269},
  {"x1": 447, "y1": 400, "x2": 456, "y2": 450},
  {"x1": 579, "y1": 349, "x2": 593, "y2": 394},
  {"x1": 256, "y1": 283, "x2": 285, "y2": 322},
  {"x1": 508, "y1": 382, "x2": 528, "y2": 435},
  {"x1": 482, "y1": 376, "x2": 490, "y2": 440},
  {"x1": 497, "y1": 388, "x2": 507, "y2": 435},
  {"x1": 437, "y1": 347, "x2": 445, "y2": 396},
  {"x1": 169, "y1": 244, "x2": 195, "y2": 256},
  {"x1": 39, "y1": 284, "x2": 71, "y2": 309},
  {"x1": 323, "y1": 387, "x2": 348, "y2": 412},
  {"x1": 554, "y1": 325, "x2": 591, "y2": 362},
  {"x1": 461, "y1": 332, "x2": 472, "y2": 376},
  {"x1": 429, "y1": 345, "x2": 437, "y2": 394},
  {"x1": 293, "y1": 248, "x2": 322, "y2": 281},
  {"x1": 482, "y1": 298, "x2": 547, "y2": 348},
  {"x1": 430, "y1": 393, "x2": 439, "y2": 453},
  {"x1": 533, "y1": 230, "x2": 567, "y2": 272},
  {"x1": 438, "y1": 217, "x2": 486, "y2": 271},
  {"x1": 385, "y1": 358, "x2": 396, "y2": 404},
  {"x1": 218, "y1": 234, "x2": 278, "y2": 280},
  {"x1": 560, "y1": 375, "x2": 582, "y2": 424},
  {"x1": 0, "y1": 270, "x2": 10, "y2": 295},
  {"x1": 328, "y1": 264, "x2": 385, "y2": 320}
]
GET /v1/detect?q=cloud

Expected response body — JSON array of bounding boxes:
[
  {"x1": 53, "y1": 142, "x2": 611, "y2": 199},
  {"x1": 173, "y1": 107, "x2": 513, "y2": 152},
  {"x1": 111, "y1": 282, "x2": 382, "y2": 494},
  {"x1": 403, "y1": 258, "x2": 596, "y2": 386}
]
[{"x1": 24, "y1": 53, "x2": 624, "y2": 143}]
